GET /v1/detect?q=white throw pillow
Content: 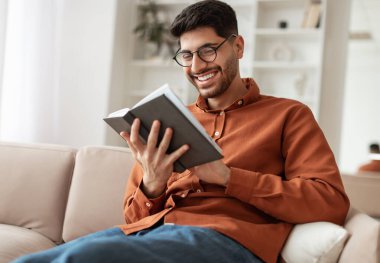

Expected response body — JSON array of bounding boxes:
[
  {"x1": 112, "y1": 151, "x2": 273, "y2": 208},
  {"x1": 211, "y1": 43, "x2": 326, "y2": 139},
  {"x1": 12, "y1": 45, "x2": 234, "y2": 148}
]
[{"x1": 281, "y1": 222, "x2": 349, "y2": 263}]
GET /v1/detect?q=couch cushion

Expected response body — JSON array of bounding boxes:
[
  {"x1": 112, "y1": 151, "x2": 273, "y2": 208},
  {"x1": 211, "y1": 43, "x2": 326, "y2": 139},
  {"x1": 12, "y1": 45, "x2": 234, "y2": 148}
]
[
  {"x1": 62, "y1": 146, "x2": 134, "y2": 242},
  {"x1": 0, "y1": 142, "x2": 76, "y2": 243},
  {"x1": 281, "y1": 221, "x2": 349, "y2": 263},
  {"x1": 0, "y1": 224, "x2": 56, "y2": 263},
  {"x1": 338, "y1": 208, "x2": 380, "y2": 263}
]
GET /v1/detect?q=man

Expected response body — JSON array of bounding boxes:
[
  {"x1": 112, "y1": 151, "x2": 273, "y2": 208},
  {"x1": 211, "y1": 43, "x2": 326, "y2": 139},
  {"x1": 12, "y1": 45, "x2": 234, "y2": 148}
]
[
  {"x1": 14, "y1": 1, "x2": 349, "y2": 262},
  {"x1": 358, "y1": 143, "x2": 380, "y2": 173}
]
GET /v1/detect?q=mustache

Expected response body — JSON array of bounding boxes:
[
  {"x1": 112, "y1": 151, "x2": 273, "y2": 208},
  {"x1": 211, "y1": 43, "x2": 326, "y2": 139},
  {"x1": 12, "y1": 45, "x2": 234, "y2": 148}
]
[{"x1": 190, "y1": 66, "x2": 222, "y2": 77}]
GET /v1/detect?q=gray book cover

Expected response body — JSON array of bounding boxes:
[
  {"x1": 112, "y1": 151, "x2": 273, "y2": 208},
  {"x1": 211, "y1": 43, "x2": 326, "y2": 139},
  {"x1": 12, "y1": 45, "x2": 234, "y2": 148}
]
[{"x1": 104, "y1": 85, "x2": 223, "y2": 173}]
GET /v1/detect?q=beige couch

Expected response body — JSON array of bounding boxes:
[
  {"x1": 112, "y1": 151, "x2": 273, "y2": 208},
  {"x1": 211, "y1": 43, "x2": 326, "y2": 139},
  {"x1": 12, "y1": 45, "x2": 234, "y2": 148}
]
[
  {"x1": 0, "y1": 141, "x2": 379, "y2": 263},
  {"x1": 341, "y1": 172, "x2": 380, "y2": 219}
]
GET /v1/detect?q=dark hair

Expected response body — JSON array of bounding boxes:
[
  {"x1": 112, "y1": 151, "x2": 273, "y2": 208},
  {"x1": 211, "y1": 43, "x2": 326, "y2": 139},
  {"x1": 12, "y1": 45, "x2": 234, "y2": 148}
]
[
  {"x1": 170, "y1": 0, "x2": 238, "y2": 39},
  {"x1": 369, "y1": 143, "x2": 380, "y2": 153}
]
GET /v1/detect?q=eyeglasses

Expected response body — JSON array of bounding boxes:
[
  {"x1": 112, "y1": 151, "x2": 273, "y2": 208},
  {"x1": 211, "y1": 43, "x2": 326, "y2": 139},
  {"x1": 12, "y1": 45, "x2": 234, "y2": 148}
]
[{"x1": 173, "y1": 34, "x2": 237, "y2": 67}]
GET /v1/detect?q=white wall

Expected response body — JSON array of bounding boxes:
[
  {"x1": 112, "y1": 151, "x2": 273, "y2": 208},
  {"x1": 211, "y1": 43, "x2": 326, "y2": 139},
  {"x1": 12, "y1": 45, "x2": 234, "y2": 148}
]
[
  {"x1": 339, "y1": 41, "x2": 380, "y2": 173},
  {"x1": 1, "y1": 0, "x2": 378, "y2": 155},
  {"x1": 0, "y1": 0, "x2": 7, "y2": 100},
  {"x1": 105, "y1": 0, "x2": 132, "y2": 147},
  {"x1": 53, "y1": 0, "x2": 117, "y2": 146},
  {"x1": 0, "y1": 0, "x2": 117, "y2": 147},
  {"x1": 0, "y1": 0, "x2": 61, "y2": 143},
  {"x1": 339, "y1": 0, "x2": 380, "y2": 173}
]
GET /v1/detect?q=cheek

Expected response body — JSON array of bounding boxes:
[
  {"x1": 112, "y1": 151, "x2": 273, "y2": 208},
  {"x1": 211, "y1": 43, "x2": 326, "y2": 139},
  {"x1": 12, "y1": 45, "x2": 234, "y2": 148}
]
[
  {"x1": 183, "y1": 68, "x2": 196, "y2": 83},
  {"x1": 183, "y1": 67, "x2": 190, "y2": 74},
  {"x1": 219, "y1": 55, "x2": 236, "y2": 73}
]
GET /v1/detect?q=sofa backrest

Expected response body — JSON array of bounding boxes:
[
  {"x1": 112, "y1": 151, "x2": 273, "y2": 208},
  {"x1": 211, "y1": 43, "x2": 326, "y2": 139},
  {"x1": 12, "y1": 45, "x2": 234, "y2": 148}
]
[
  {"x1": 62, "y1": 145, "x2": 134, "y2": 242},
  {"x1": 0, "y1": 142, "x2": 76, "y2": 243},
  {"x1": 341, "y1": 173, "x2": 380, "y2": 218}
]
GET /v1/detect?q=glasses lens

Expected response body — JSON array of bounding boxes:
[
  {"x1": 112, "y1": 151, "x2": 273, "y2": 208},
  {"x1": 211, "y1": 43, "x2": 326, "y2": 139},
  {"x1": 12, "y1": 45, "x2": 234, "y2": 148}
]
[
  {"x1": 175, "y1": 52, "x2": 192, "y2": 67},
  {"x1": 198, "y1": 47, "x2": 216, "y2": 62}
]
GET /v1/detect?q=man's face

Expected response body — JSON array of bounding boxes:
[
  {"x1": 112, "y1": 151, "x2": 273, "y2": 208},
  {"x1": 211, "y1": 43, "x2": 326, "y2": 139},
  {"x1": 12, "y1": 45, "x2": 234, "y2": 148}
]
[{"x1": 179, "y1": 27, "x2": 239, "y2": 99}]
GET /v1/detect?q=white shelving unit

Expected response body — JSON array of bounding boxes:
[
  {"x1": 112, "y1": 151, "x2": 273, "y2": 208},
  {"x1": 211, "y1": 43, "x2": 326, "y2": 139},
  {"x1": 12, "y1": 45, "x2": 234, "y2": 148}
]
[
  {"x1": 251, "y1": 0, "x2": 326, "y2": 118},
  {"x1": 105, "y1": 0, "x2": 350, "y2": 159},
  {"x1": 123, "y1": 0, "x2": 327, "y2": 118},
  {"x1": 123, "y1": 1, "x2": 193, "y2": 107}
]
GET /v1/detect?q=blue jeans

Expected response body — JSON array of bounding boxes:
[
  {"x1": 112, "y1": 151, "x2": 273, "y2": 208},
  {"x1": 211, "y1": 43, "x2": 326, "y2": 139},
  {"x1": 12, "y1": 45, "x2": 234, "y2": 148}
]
[{"x1": 13, "y1": 225, "x2": 262, "y2": 263}]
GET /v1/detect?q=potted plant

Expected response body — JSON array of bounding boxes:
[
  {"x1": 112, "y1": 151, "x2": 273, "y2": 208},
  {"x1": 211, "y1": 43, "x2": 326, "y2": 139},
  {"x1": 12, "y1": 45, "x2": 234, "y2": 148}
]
[{"x1": 134, "y1": 0, "x2": 175, "y2": 59}]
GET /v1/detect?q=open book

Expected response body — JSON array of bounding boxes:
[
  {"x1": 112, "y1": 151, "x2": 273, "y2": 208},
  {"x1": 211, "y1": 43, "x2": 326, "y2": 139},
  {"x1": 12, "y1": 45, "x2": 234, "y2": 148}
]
[{"x1": 103, "y1": 84, "x2": 223, "y2": 173}]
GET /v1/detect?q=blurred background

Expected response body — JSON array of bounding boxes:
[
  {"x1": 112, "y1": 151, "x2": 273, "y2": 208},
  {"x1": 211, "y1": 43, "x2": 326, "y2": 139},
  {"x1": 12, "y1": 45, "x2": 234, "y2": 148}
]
[{"x1": 0, "y1": 0, "x2": 379, "y2": 174}]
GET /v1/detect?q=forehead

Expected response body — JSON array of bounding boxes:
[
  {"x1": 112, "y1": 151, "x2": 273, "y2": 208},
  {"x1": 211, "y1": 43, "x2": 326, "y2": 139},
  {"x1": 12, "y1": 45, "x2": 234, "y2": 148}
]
[{"x1": 179, "y1": 27, "x2": 223, "y2": 50}]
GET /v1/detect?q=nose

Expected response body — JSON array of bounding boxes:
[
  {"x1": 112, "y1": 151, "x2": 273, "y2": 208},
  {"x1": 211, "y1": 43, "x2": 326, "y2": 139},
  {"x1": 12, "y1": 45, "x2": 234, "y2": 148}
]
[{"x1": 191, "y1": 53, "x2": 207, "y2": 73}]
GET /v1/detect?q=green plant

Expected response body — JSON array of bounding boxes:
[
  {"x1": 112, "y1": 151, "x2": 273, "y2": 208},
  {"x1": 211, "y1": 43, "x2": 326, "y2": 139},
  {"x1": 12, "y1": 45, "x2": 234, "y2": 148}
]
[{"x1": 133, "y1": 0, "x2": 169, "y2": 56}]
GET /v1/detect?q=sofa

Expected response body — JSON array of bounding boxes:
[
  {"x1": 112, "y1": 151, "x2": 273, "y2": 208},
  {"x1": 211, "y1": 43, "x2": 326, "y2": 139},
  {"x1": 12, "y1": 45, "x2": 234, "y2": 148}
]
[
  {"x1": 341, "y1": 172, "x2": 380, "y2": 219},
  {"x1": 0, "y1": 141, "x2": 379, "y2": 263}
]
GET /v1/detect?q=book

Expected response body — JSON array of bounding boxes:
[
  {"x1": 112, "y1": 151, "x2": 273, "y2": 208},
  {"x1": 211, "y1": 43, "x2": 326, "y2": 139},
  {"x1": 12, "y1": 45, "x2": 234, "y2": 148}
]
[
  {"x1": 103, "y1": 84, "x2": 223, "y2": 173},
  {"x1": 302, "y1": 1, "x2": 321, "y2": 28}
]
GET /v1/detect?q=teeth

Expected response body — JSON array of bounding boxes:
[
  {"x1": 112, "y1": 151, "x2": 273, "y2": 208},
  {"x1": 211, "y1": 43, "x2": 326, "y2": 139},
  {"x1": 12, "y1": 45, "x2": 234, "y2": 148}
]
[{"x1": 197, "y1": 73, "x2": 215, "y2": 81}]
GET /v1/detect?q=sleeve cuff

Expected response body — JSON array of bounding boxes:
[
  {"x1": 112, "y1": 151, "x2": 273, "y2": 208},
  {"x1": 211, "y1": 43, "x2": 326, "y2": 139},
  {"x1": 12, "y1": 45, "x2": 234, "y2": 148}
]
[
  {"x1": 134, "y1": 180, "x2": 166, "y2": 215},
  {"x1": 226, "y1": 167, "x2": 284, "y2": 202},
  {"x1": 225, "y1": 167, "x2": 258, "y2": 202}
]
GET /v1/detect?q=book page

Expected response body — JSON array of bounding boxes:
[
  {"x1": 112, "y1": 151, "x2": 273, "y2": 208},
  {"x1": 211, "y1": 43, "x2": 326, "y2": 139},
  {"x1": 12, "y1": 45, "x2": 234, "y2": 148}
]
[{"x1": 107, "y1": 108, "x2": 130, "y2": 118}]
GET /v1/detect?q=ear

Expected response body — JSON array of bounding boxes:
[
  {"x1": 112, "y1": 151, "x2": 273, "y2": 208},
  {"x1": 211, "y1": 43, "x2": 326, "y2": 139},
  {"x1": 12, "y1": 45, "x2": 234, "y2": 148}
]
[{"x1": 234, "y1": 35, "x2": 244, "y2": 59}]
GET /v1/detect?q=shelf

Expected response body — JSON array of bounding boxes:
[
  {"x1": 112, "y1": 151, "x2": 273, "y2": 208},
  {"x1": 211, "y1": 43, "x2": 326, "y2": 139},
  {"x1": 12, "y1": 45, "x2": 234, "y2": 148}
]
[
  {"x1": 256, "y1": 0, "x2": 313, "y2": 29},
  {"x1": 256, "y1": 0, "x2": 307, "y2": 3},
  {"x1": 130, "y1": 59, "x2": 178, "y2": 68},
  {"x1": 266, "y1": 92, "x2": 316, "y2": 103},
  {"x1": 225, "y1": 0, "x2": 257, "y2": 7},
  {"x1": 123, "y1": 0, "x2": 327, "y2": 123},
  {"x1": 136, "y1": 0, "x2": 190, "y2": 6},
  {"x1": 252, "y1": 61, "x2": 318, "y2": 69},
  {"x1": 129, "y1": 90, "x2": 153, "y2": 97},
  {"x1": 255, "y1": 28, "x2": 322, "y2": 38},
  {"x1": 129, "y1": 87, "x2": 187, "y2": 99}
]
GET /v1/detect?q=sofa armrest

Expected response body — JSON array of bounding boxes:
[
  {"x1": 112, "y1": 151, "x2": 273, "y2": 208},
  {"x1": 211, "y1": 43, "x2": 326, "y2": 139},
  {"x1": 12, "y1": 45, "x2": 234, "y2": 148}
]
[{"x1": 338, "y1": 207, "x2": 380, "y2": 263}]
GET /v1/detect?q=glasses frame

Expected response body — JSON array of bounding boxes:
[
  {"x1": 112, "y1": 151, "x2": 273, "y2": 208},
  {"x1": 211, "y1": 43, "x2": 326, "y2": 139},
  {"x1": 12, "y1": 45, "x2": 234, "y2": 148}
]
[{"x1": 173, "y1": 34, "x2": 237, "y2": 67}]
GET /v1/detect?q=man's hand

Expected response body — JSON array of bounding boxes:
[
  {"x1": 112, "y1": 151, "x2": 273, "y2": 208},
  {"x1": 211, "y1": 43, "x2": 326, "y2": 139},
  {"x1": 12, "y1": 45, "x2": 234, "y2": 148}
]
[
  {"x1": 120, "y1": 119, "x2": 189, "y2": 198},
  {"x1": 189, "y1": 160, "x2": 231, "y2": 187}
]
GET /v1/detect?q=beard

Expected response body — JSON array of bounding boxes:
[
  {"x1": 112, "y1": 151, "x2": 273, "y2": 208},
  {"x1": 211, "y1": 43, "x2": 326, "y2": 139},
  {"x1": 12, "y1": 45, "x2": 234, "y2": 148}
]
[{"x1": 188, "y1": 54, "x2": 238, "y2": 99}]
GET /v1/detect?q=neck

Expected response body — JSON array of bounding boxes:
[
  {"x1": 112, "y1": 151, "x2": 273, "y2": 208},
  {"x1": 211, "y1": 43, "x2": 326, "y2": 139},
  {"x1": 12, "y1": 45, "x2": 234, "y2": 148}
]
[{"x1": 207, "y1": 77, "x2": 247, "y2": 110}]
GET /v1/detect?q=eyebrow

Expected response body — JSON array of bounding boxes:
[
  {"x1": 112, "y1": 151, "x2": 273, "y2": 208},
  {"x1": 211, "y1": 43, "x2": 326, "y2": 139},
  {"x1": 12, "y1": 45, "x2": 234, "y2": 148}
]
[{"x1": 179, "y1": 41, "x2": 219, "y2": 53}]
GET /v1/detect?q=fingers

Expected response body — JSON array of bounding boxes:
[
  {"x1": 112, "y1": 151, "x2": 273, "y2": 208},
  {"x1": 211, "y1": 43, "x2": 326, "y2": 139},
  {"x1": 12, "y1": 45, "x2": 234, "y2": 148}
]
[
  {"x1": 129, "y1": 118, "x2": 144, "y2": 152},
  {"x1": 147, "y1": 120, "x2": 160, "y2": 153},
  {"x1": 120, "y1": 131, "x2": 139, "y2": 160},
  {"x1": 157, "y1": 127, "x2": 173, "y2": 157},
  {"x1": 120, "y1": 118, "x2": 144, "y2": 162},
  {"x1": 120, "y1": 119, "x2": 189, "y2": 169},
  {"x1": 167, "y1": 144, "x2": 190, "y2": 164},
  {"x1": 120, "y1": 131, "x2": 134, "y2": 150}
]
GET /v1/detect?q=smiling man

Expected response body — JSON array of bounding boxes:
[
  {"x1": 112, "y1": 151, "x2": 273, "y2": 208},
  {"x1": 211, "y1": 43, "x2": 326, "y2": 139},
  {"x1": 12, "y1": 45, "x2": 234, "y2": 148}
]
[
  {"x1": 178, "y1": 30, "x2": 244, "y2": 108},
  {"x1": 13, "y1": 1, "x2": 349, "y2": 263}
]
